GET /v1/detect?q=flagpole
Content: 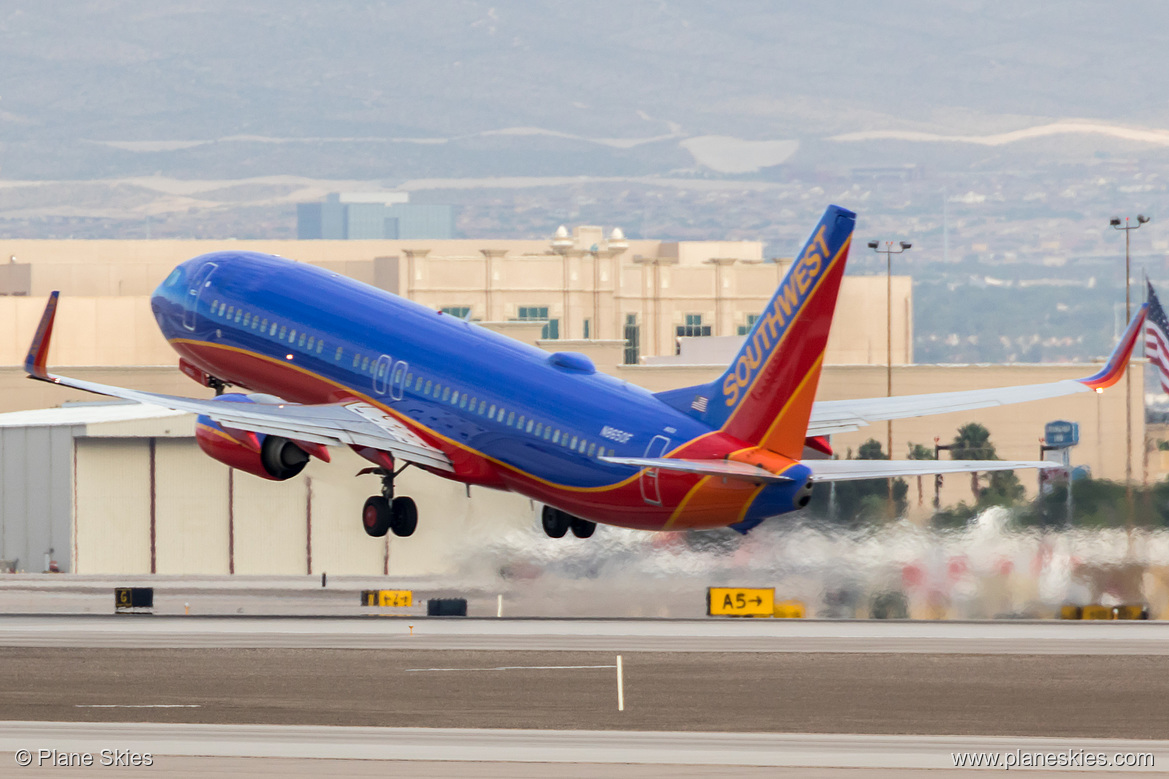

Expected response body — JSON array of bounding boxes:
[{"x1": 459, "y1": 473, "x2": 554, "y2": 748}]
[
  {"x1": 1144, "y1": 272, "x2": 1150, "y2": 489},
  {"x1": 868, "y1": 238, "x2": 912, "y2": 517}
]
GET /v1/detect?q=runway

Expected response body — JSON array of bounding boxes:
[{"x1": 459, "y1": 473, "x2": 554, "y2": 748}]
[
  {"x1": 3, "y1": 615, "x2": 1169, "y2": 774},
  {"x1": 0, "y1": 723, "x2": 1164, "y2": 775},
  {"x1": 1, "y1": 646, "x2": 1168, "y2": 738}
]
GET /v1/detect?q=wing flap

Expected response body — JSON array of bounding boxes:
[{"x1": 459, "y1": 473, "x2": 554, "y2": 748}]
[{"x1": 804, "y1": 458, "x2": 1059, "y2": 483}]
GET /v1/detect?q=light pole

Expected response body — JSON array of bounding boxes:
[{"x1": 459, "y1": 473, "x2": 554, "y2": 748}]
[
  {"x1": 1110, "y1": 214, "x2": 1149, "y2": 518},
  {"x1": 868, "y1": 239, "x2": 912, "y2": 512}
]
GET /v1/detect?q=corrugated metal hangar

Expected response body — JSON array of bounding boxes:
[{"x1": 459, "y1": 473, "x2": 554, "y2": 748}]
[{"x1": 0, "y1": 403, "x2": 529, "y2": 575}]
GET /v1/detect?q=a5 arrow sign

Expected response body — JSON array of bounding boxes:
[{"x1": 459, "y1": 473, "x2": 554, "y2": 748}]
[{"x1": 707, "y1": 587, "x2": 776, "y2": 617}]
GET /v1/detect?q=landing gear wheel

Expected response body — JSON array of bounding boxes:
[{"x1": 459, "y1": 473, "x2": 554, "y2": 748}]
[
  {"x1": 359, "y1": 459, "x2": 420, "y2": 539},
  {"x1": 569, "y1": 517, "x2": 596, "y2": 538},
  {"x1": 541, "y1": 506, "x2": 570, "y2": 538},
  {"x1": 362, "y1": 496, "x2": 391, "y2": 538},
  {"x1": 390, "y1": 496, "x2": 418, "y2": 537}
]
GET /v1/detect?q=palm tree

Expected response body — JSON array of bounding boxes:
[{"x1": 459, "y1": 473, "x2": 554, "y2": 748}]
[
  {"x1": 906, "y1": 442, "x2": 935, "y2": 507},
  {"x1": 950, "y1": 423, "x2": 1024, "y2": 505}
]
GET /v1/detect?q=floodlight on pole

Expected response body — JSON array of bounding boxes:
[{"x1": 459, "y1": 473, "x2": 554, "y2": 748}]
[
  {"x1": 1110, "y1": 213, "x2": 1151, "y2": 522},
  {"x1": 868, "y1": 238, "x2": 913, "y2": 515}
]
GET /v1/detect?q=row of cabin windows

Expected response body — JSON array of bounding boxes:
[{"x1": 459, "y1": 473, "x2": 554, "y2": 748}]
[
  {"x1": 213, "y1": 297, "x2": 394, "y2": 383},
  {"x1": 211, "y1": 298, "x2": 614, "y2": 460},
  {"x1": 212, "y1": 300, "x2": 327, "y2": 357},
  {"x1": 403, "y1": 372, "x2": 614, "y2": 459}
]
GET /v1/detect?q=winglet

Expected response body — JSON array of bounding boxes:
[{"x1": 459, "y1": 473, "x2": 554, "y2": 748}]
[
  {"x1": 24, "y1": 291, "x2": 60, "y2": 380},
  {"x1": 1079, "y1": 302, "x2": 1147, "y2": 390}
]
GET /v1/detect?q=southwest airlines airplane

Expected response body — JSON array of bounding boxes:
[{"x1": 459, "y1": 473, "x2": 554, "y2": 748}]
[{"x1": 24, "y1": 205, "x2": 1145, "y2": 539}]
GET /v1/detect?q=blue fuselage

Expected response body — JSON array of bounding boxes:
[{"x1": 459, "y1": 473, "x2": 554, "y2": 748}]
[{"x1": 151, "y1": 251, "x2": 808, "y2": 530}]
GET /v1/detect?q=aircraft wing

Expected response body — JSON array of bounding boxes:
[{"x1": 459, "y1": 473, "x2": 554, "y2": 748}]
[
  {"x1": 599, "y1": 456, "x2": 794, "y2": 484},
  {"x1": 803, "y1": 458, "x2": 1059, "y2": 483},
  {"x1": 24, "y1": 292, "x2": 454, "y2": 473},
  {"x1": 807, "y1": 303, "x2": 1147, "y2": 437}
]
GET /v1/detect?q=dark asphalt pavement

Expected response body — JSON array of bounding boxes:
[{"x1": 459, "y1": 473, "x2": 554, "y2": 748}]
[{"x1": 0, "y1": 648, "x2": 1166, "y2": 739}]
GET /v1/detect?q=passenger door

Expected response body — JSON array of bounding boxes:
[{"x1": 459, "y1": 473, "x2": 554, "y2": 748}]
[
  {"x1": 372, "y1": 354, "x2": 393, "y2": 395},
  {"x1": 389, "y1": 361, "x2": 409, "y2": 401},
  {"x1": 640, "y1": 435, "x2": 671, "y2": 505}
]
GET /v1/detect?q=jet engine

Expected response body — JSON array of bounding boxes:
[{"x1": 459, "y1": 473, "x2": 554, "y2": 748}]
[{"x1": 194, "y1": 393, "x2": 324, "y2": 481}]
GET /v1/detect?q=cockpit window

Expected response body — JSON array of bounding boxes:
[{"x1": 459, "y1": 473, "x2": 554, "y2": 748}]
[{"x1": 163, "y1": 268, "x2": 183, "y2": 288}]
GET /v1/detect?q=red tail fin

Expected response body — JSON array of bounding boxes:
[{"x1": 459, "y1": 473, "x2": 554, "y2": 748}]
[{"x1": 703, "y1": 206, "x2": 855, "y2": 456}]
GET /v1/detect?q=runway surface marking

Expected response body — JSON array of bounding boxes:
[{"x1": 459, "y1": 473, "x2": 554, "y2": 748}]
[
  {"x1": 74, "y1": 705, "x2": 202, "y2": 709},
  {"x1": 0, "y1": 722, "x2": 1164, "y2": 770},
  {"x1": 405, "y1": 664, "x2": 616, "y2": 672}
]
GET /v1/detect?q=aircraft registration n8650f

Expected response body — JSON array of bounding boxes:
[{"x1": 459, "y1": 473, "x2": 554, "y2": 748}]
[{"x1": 24, "y1": 206, "x2": 1146, "y2": 539}]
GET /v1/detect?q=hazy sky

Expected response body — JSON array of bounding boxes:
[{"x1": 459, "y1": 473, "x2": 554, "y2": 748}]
[{"x1": 3, "y1": 0, "x2": 1169, "y2": 148}]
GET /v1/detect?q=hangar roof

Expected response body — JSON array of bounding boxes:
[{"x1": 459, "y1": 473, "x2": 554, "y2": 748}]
[{"x1": 0, "y1": 402, "x2": 192, "y2": 437}]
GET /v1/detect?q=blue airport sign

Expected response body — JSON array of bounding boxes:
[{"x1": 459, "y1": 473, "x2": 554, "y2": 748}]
[{"x1": 1044, "y1": 420, "x2": 1079, "y2": 448}]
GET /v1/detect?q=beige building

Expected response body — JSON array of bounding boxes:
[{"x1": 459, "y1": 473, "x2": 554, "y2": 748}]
[{"x1": 0, "y1": 232, "x2": 912, "y2": 365}]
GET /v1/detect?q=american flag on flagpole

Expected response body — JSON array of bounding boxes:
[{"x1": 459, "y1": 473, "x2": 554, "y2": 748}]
[{"x1": 1145, "y1": 281, "x2": 1169, "y2": 394}]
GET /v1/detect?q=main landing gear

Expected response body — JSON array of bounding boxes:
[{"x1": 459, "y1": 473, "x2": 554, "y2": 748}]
[
  {"x1": 359, "y1": 465, "x2": 417, "y2": 538},
  {"x1": 541, "y1": 505, "x2": 596, "y2": 539}
]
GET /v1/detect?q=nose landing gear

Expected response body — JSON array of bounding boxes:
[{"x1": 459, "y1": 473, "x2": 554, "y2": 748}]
[{"x1": 359, "y1": 463, "x2": 418, "y2": 538}]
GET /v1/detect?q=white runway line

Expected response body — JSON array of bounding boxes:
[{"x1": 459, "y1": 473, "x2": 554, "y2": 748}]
[
  {"x1": 74, "y1": 705, "x2": 202, "y2": 708},
  {"x1": 404, "y1": 665, "x2": 616, "y2": 672},
  {"x1": 617, "y1": 654, "x2": 624, "y2": 712}
]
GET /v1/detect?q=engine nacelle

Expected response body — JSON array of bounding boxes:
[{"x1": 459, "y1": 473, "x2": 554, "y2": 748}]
[{"x1": 195, "y1": 394, "x2": 310, "y2": 481}]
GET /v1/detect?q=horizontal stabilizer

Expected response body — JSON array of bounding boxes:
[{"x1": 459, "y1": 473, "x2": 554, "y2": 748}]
[
  {"x1": 600, "y1": 455, "x2": 794, "y2": 484},
  {"x1": 803, "y1": 458, "x2": 1059, "y2": 483}
]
